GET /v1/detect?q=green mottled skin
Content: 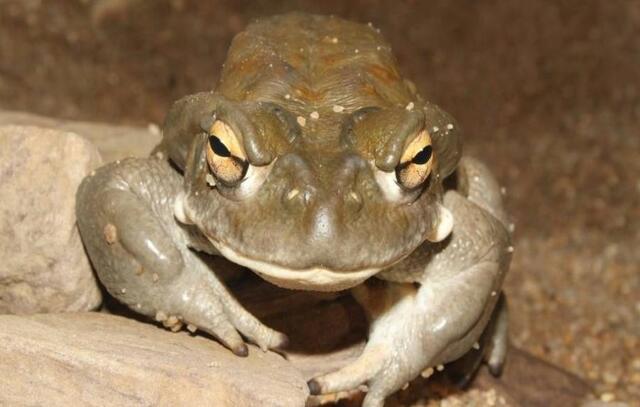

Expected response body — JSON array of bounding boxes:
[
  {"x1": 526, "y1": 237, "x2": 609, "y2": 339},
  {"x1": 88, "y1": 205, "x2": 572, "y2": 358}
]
[{"x1": 76, "y1": 13, "x2": 512, "y2": 406}]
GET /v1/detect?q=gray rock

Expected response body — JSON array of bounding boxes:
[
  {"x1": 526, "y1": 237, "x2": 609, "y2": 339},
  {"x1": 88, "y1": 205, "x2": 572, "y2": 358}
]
[
  {"x1": 0, "y1": 312, "x2": 308, "y2": 407},
  {"x1": 0, "y1": 110, "x2": 161, "y2": 162},
  {"x1": 0, "y1": 125, "x2": 102, "y2": 313}
]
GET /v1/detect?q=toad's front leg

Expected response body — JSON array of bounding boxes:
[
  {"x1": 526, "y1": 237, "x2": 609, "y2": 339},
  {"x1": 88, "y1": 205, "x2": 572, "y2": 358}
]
[
  {"x1": 309, "y1": 160, "x2": 512, "y2": 406},
  {"x1": 76, "y1": 158, "x2": 286, "y2": 355}
]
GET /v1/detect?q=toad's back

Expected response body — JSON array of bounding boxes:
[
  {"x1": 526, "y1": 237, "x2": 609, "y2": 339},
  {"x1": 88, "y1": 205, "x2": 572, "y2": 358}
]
[{"x1": 217, "y1": 13, "x2": 414, "y2": 114}]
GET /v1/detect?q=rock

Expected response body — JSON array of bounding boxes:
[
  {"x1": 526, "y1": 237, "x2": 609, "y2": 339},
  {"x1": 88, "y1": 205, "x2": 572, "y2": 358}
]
[
  {"x1": 0, "y1": 125, "x2": 102, "y2": 313},
  {"x1": 0, "y1": 312, "x2": 308, "y2": 407},
  {"x1": 0, "y1": 110, "x2": 161, "y2": 162}
]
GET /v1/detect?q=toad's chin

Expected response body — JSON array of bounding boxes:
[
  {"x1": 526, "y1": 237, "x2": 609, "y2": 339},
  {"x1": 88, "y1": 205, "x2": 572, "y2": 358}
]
[{"x1": 209, "y1": 240, "x2": 382, "y2": 291}]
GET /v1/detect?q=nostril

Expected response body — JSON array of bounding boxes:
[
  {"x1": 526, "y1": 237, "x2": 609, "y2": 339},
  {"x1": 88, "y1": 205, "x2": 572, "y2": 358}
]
[
  {"x1": 283, "y1": 187, "x2": 314, "y2": 208},
  {"x1": 286, "y1": 188, "x2": 300, "y2": 200},
  {"x1": 348, "y1": 191, "x2": 362, "y2": 204}
]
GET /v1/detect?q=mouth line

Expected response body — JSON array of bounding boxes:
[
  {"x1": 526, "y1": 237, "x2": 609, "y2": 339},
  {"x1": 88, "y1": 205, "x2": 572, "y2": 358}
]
[{"x1": 207, "y1": 239, "x2": 382, "y2": 291}]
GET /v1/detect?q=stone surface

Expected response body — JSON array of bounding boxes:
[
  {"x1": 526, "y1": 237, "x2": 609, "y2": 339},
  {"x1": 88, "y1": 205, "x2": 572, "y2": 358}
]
[
  {"x1": 0, "y1": 312, "x2": 308, "y2": 407},
  {"x1": 0, "y1": 125, "x2": 102, "y2": 314},
  {"x1": 0, "y1": 111, "x2": 160, "y2": 162}
]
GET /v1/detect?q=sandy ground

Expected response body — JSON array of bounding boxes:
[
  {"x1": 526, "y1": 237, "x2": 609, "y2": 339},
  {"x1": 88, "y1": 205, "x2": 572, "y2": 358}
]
[{"x1": 1, "y1": 0, "x2": 638, "y2": 404}]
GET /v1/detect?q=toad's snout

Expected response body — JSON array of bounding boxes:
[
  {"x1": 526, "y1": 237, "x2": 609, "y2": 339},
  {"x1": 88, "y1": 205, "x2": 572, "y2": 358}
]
[{"x1": 278, "y1": 152, "x2": 367, "y2": 247}]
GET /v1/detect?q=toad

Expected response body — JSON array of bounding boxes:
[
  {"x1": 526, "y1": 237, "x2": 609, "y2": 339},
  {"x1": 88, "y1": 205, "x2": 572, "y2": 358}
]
[{"x1": 77, "y1": 13, "x2": 512, "y2": 406}]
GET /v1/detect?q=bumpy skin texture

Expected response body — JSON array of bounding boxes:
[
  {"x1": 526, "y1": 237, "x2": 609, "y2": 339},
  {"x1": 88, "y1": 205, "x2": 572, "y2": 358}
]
[{"x1": 76, "y1": 13, "x2": 511, "y2": 406}]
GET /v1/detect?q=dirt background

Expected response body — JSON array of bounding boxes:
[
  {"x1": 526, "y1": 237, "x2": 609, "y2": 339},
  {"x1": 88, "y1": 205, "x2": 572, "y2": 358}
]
[{"x1": 1, "y1": 0, "x2": 638, "y2": 404}]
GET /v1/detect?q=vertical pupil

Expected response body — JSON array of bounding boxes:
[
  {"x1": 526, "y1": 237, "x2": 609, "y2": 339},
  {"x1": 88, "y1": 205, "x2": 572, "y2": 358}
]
[
  {"x1": 412, "y1": 145, "x2": 432, "y2": 165},
  {"x1": 209, "y1": 135, "x2": 231, "y2": 157}
]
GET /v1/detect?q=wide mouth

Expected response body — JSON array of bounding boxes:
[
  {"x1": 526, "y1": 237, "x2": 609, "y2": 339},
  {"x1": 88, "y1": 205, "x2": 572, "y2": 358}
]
[{"x1": 209, "y1": 239, "x2": 382, "y2": 291}]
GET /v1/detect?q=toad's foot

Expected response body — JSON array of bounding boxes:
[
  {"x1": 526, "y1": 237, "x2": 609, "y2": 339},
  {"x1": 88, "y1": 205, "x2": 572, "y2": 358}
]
[{"x1": 308, "y1": 278, "x2": 504, "y2": 407}]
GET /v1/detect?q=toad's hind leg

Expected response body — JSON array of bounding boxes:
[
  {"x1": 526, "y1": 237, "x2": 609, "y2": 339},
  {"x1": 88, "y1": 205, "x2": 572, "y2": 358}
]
[
  {"x1": 76, "y1": 158, "x2": 286, "y2": 354},
  {"x1": 486, "y1": 293, "x2": 508, "y2": 375},
  {"x1": 445, "y1": 294, "x2": 509, "y2": 386},
  {"x1": 456, "y1": 157, "x2": 510, "y2": 375}
]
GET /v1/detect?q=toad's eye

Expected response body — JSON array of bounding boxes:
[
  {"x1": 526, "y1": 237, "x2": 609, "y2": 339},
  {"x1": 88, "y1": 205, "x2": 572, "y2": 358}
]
[
  {"x1": 206, "y1": 120, "x2": 248, "y2": 186},
  {"x1": 395, "y1": 130, "x2": 434, "y2": 189}
]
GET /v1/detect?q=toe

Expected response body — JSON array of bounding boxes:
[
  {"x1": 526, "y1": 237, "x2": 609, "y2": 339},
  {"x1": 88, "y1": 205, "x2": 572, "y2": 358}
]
[
  {"x1": 224, "y1": 302, "x2": 289, "y2": 351},
  {"x1": 309, "y1": 345, "x2": 386, "y2": 394},
  {"x1": 214, "y1": 325, "x2": 248, "y2": 357},
  {"x1": 362, "y1": 392, "x2": 385, "y2": 407},
  {"x1": 307, "y1": 378, "x2": 322, "y2": 395},
  {"x1": 192, "y1": 311, "x2": 247, "y2": 356}
]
